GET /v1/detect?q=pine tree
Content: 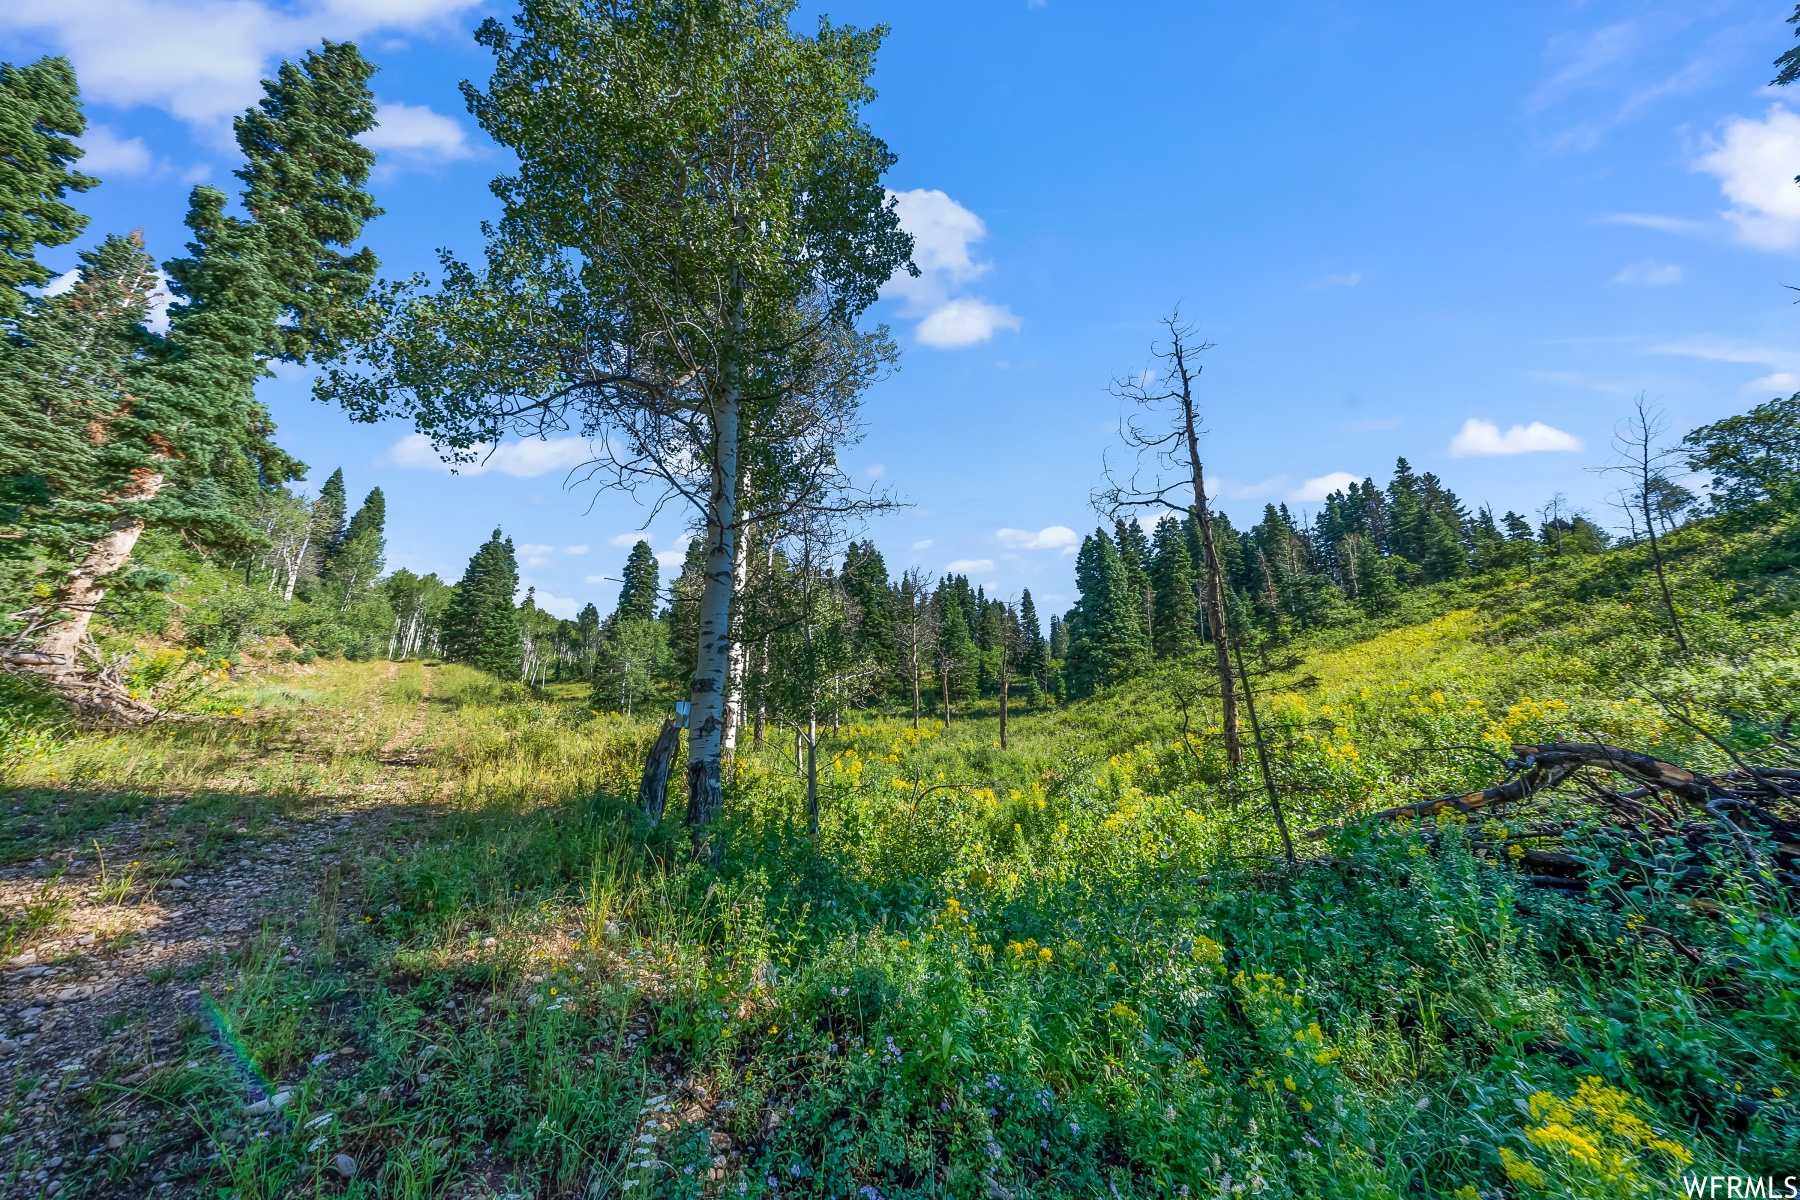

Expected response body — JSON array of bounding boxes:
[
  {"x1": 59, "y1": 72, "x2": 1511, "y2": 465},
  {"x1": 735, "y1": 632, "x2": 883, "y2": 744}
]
[
  {"x1": 0, "y1": 56, "x2": 95, "y2": 318},
  {"x1": 1064, "y1": 529, "x2": 1150, "y2": 697},
  {"x1": 2, "y1": 46, "x2": 380, "y2": 689},
  {"x1": 1018, "y1": 589, "x2": 1046, "y2": 680},
  {"x1": 934, "y1": 578, "x2": 978, "y2": 717},
  {"x1": 315, "y1": 468, "x2": 348, "y2": 556},
  {"x1": 1149, "y1": 515, "x2": 1200, "y2": 658},
  {"x1": 615, "y1": 539, "x2": 660, "y2": 621},
  {"x1": 1353, "y1": 539, "x2": 1400, "y2": 615},
  {"x1": 443, "y1": 528, "x2": 523, "y2": 678},
  {"x1": 324, "y1": 486, "x2": 384, "y2": 597},
  {"x1": 1112, "y1": 516, "x2": 1153, "y2": 642},
  {"x1": 841, "y1": 540, "x2": 895, "y2": 667},
  {"x1": 575, "y1": 602, "x2": 602, "y2": 678}
]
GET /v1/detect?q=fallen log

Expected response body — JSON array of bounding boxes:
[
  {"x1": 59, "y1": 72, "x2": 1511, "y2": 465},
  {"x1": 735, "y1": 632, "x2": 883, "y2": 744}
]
[{"x1": 1307, "y1": 742, "x2": 1800, "y2": 841}]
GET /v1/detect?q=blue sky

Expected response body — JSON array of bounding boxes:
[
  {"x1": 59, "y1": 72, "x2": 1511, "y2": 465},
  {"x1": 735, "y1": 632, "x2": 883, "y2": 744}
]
[{"x1": 6, "y1": 0, "x2": 1800, "y2": 617}]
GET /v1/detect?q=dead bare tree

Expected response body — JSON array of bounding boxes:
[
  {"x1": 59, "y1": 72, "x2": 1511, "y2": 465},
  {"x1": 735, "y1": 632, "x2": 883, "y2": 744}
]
[
  {"x1": 895, "y1": 568, "x2": 937, "y2": 732},
  {"x1": 1096, "y1": 311, "x2": 1242, "y2": 768},
  {"x1": 1598, "y1": 395, "x2": 1689, "y2": 653}
]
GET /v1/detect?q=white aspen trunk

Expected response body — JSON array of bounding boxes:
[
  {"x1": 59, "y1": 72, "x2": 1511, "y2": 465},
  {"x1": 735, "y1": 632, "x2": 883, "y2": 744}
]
[
  {"x1": 32, "y1": 471, "x2": 164, "y2": 674},
  {"x1": 683, "y1": 366, "x2": 741, "y2": 861},
  {"x1": 806, "y1": 712, "x2": 819, "y2": 838},
  {"x1": 720, "y1": 520, "x2": 751, "y2": 766},
  {"x1": 283, "y1": 531, "x2": 308, "y2": 603}
]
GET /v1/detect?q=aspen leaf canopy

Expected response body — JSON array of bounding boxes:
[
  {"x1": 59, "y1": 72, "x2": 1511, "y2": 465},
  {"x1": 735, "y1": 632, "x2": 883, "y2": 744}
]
[{"x1": 319, "y1": 0, "x2": 916, "y2": 474}]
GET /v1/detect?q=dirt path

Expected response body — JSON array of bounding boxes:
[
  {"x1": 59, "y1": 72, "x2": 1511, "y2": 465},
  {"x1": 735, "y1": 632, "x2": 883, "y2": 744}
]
[
  {"x1": 378, "y1": 662, "x2": 430, "y2": 767},
  {"x1": 0, "y1": 666, "x2": 437, "y2": 1197}
]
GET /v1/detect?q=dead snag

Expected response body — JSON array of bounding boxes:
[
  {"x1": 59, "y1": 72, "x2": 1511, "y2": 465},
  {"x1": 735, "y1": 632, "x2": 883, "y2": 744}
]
[{"x1": 638, "y1": 718, "x2": 681, "y2": 825}]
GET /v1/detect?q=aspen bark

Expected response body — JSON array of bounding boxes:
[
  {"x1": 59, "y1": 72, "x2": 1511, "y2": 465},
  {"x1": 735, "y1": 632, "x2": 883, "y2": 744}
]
[{"x1": 684, "y1": 352, "x2": 741, "y2": 862}]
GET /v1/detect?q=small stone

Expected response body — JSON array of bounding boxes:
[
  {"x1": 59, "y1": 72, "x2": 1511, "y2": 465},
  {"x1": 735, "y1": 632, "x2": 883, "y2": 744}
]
[
  {"x1": 333, "y1": 1153, "x2": 357, "y2": 1178},
  {"x1": 106, "y1": 1134, "x2": 126, "y2": 1149}
]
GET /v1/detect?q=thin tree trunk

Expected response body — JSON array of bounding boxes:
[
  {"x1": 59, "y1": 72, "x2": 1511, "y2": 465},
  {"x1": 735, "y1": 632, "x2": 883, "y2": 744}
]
[
  {"x1": 1640, "y1": 456, "x2": 1687, "y2": 654},
  {"x1": 806, "y1": 713, "x2": 819, "y2": 838},
  {"x1": 684, "y1": 359, "x2": 741, "y2": 863},
  {"x1": 721, "y1": 515, "x2": 751, "y2": 768},
  {"x1": 1233, "y1": 639, "x2": 1295, "y2": 867},
  {"x1": 999, "y1": 657, "x2": 1010, "y2": 750},
  {"x1": 910, "y1": 629, "x2": 921, "y2": 731},
  {"x1": 32, "y1": 471, "x2": 165, "y2": 674},
  {"x1": 941, "y1": 667, "x2": 952, "y2": 728},
  {"x1": 1169, "y1": 341, "x2": 1242, "y2": 768}
]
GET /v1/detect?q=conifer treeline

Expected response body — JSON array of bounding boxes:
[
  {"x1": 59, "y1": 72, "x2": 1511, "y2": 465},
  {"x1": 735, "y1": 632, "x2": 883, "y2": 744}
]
[{"x1": 1058, "y1": 457, "x2": 1616, "y2": 697}]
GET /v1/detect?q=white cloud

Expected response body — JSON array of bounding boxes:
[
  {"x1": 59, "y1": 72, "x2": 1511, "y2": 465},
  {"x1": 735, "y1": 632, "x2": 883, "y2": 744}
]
[
  {"x1": 865, "y1": 463, "x2": 886, "y2": 479},
  {"x1": 945, "y1": 558, "x2": 995, "y2": 574},
  {"x1": 360, "y1": 100, "x2": 475, "y2": 172},
  {"x1": 996, "y1": 525, "x2": 1079, "y2": 552},
  {"x1": 1307, "y1": 271, "x2": 1362, "y2": 289},
  {"x1": 915, "y1": 299, "x2": 1022, "y2": 349},
  {"x1": 1749, "y1": 371, "x2": 1800, "y2": 393},
  {"x1": 1596, "y1": 212, "x2": 1704, "y2": 235},
  {"x1": 654, "y1": 549, "x2": 688, "y2": 570},
  {"x1": 885, "y1": 188, "x2": 1019, "y2": 349},
  {"x1": 0, "y1": 0, "x2": 483, "y2": 142},
  {"x1": 1288, "y1": 472, "x2": 1361, "y2": 503},
  {"x1": 1611, "y1": 260, "x2": 1682, "y2": 285},
  {"x1": 380, "y1": 433, "x2": 593, "y2": 478},
  {"x1": 1693, "y1": 106, "x2": 1800, "y2": 249},
  {"x1": 1215, "y1": 476, "x2": 1285, "y2": 501},
  {"x1": 564, "y1": 544, "x2": 588, "y2": 555},
  {"x1": 1448, "y1": 419, "x2": 1583, "y2": 457},
  {"x1": 1649, "y1": 335, "x2": 1789, "y2": 367},
  {"x1": 530, "y1": 590, "x2": 578, "y2": 619},
  {"x1": 607, "y1": 533, "x2": 642, "y2": 548},
  {"x1": 516, "y1": 543, "x2": 554, "y2": 567},
  {"x1": 910, "y1": 539, "x2": 933, "y2": 551},
  {"x1": 80, "y1": 125, "x2": 153, "y2": 177}
]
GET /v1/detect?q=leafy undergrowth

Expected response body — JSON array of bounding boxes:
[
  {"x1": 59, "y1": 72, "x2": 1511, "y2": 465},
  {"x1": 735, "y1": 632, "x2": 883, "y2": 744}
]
[{"x1": 7, "y1": 515, "x2": 1800, "y2": 1198}]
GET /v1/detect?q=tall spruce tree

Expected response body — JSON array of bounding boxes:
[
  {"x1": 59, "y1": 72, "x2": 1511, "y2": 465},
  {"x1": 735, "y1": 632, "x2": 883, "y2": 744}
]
[
  {"x1": 1149, "y1": 515, "x2": 1200, "y2": 658},
  {"x1": 314, "y1": 468, "x2": 348, "y2": 556},
  {"x1": 323, "y1": 486, "x2": 385, "y2": 599},
  {"x1": 615, "y1": 540, "x2": 660, "y2": 622},
  {"x1": 1018, "y1": 588, "x2": 1046, "y2": 681},
  {"x1": 1064, "y1": 528, "x2": 1150, "y2": 697},
  {"x1": 1, "y1": 45, "x2": 380, "y2": 696},
  {"x1": 0, "y1": 57, "x2": 95, "y2": 318},
  {"x1": 444, "y1": 528, "x2": 523, "y2": 678},
  {"x1": 841, "y1": 540, "x2": 895, "y2": 667}
]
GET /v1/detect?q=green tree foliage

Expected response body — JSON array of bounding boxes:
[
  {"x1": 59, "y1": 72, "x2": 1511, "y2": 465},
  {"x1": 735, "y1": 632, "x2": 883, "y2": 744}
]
[
  {"x1": 385, "y1": 568, "x2": 452, "y2": 658},
  {"x1": 0, "y1": 46, "x2": 380, "y2": 679},
  {"x1": 934, "y1": 576, "x2": 979, "y2": 710},
  {"x1": 842, "y1": 539, "x2": 895, "y2": 668},
  {"x1": 323, "y1": 486, "x2": 384, "y2": 599},
  {"x1": 1681, "y1": 393, "x2": 1800, "y2": 517},
  {"x1": 0, "y1": 56, "x2": 94, "y2": 318},
  {"x1": 1149, "y1": 515, "x2": 1199, "y2": 659},
  {"x1": 443, "y1": 528, "x2": 522, "y2": 679},
  {"x1": 1064, "y1": 528, "x2": 1150, "y2": 698},
  {"x1": 314, "y1": 468, "x2": 348, "y2": 555},
  {"x1": 614, "y1": 540, "x2": 660, "y2": 622},
  {"x1": 593, "y1": 615, "x2": 671, "y2": 715},
  {"x1": 1352, "y1": 536, "x2": 1400, "y2": 615}
]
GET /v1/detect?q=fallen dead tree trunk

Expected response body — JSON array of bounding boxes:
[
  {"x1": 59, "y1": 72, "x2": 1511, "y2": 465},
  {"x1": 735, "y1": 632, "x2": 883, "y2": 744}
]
[
  {"x1": 1310, "y1": 742, "x2": 1800, "y2": 839},
  {"x1": 1306, "y1": 741, "x2": 1800, "y2": 896}
]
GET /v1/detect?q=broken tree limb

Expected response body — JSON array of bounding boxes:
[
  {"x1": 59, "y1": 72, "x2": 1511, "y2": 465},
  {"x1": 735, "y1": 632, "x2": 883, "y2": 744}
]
[
  {"x1": 1306, "y1": 741, "x2": 1800, "y2": 842},
  {"x1": 637, "y1": 718, "x2": 681, "y2": 825}
]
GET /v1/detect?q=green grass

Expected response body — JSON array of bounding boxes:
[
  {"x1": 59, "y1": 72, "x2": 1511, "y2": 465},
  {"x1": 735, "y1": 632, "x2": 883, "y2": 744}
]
[{"x1": 5, "y1": 514, "x2": 1799, "y2": 1198}]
